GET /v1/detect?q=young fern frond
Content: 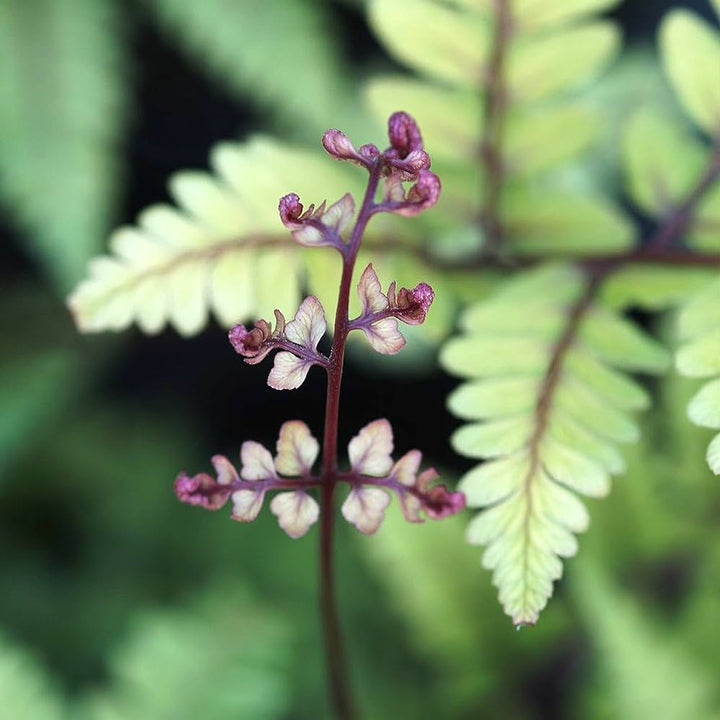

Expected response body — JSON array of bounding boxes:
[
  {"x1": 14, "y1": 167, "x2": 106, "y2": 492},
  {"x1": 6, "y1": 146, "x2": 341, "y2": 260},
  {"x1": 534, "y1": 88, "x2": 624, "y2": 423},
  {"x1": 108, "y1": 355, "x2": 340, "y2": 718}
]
[
  {"x1": 675, "y1": 275, "x2": 720, "y2": 475},
  {"x1": 440, "y1": 265, "x2": 670, "y2": 625}
]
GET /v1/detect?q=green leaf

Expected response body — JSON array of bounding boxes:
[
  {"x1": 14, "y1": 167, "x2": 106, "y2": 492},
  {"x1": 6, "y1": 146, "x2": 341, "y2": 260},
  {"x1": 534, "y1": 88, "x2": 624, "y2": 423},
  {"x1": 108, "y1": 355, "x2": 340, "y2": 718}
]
[
  {"x1": 0, "y1": 634, "x2": 65, "y2": 720},
  {"x1": 78, "y1": 585, "x2": 292, "y2": 720},
  {"x1": 368, "y1": 0, "x2": 490, "y2": 88},
  {"x1": 0, "y1": 351, "x2": 81, "y2": 478},
  {"x1": 501, "y1": 189, "x2": 633, "y2": 255},
  {"x1": 660, "y1": 9, "x2": 720, "y2": 136},
  {"x1": 508, "y1": 22, "x2": 621, "y2": 105},
  {"x1": 574, "y1": 564, "x2": 720, "y2": 720},
  {"x1": 507, "y1": 0, "x2": 621, "y2": 32},
  {"x1": 708, "y1": 433, "x2": 720, "y2": 473},
  {"x1": 0, "y1": 0, "x2": 127, "y2": 290},
  {"x1": 600, "y1": 265, "x2": 716, "y2": 311},
  {"x1": 675, "y1": 275, "x2": 720, "y2": 474},
  {"x1": 440, "y1": 265, "x2": 664, "y2": 624},
  {"x1": 622, "y1": 109, "x2": 708, "y2": 216},
  {"x1": 144, "y1": 0, "x2": 364, "y2": 138},
  {"x1": 505, "y1": 104, "x2": 602, "y2": 177}
]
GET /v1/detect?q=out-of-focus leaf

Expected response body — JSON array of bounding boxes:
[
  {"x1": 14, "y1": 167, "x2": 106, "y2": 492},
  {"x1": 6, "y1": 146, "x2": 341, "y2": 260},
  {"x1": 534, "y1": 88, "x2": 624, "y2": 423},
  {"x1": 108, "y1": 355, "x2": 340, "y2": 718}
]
[
  {"x1": 660, "y1": 10, "x2": 720, "y2": 136},
  {"x1": 68, "y1": 137, "x2": 358, "y2": 336},
  {"x1": 0, "y1": 0, "x2": 127, "y2": 290},
  {"x1": 501, "y1": 189, "x2": 633, "y2": 254},
  {"x1": 506, "y1": 0, "x2": 620, "y2": 32},
  {"x1": 600, "y1": 265, "x2": 716, "y2": 311},
  {"x1": 0, "y1": 351, "x2": 80, "y2": 478},
  {"x1": 508, "y1": 23, "x2": 621, "y2": 105},
  {"x1": 675, "y1": 275, "x2": 720, "y2": 474},
  {"x1": 574, "y1": 564, "x2": 720, "y2": 720},
  {"x1": 77, "y1": 585, "x2": 292, "y2": 720},
  {"x1": 623, "y1": 109, "x2": 708, "y2": 215},
  {"x1": 145, "y1": 0, "x2": 366, "y2": 138},
  {"x1": 505, "y1": 104, "x2": 601, "y2": 176},
  {"x1": 0, "y1": 634, "x2": 65, "y2": 720},
  {"x1": 368, "y1": 0, "x2": 490, "y2": 88}
]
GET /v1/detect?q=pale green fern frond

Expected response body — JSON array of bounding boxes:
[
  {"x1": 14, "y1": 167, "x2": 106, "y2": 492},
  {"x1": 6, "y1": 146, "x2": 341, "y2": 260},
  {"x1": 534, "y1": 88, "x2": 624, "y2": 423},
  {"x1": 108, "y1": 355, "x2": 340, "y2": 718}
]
[
  {"x1": 440, "y1": 265, "x2": 670, "y2": 624},
  {"x1": 675, "y1": 275, "x2": 720, "y2": 474},
  {"x1": 0, "y1": 0, "x2": 127, "y2": 290},
  {"x1": 367, "y1": 0, "x2": 629, "y2": 255},
  {"x1": 69, "y1": 136, "x2": 452, "y2": 338}
]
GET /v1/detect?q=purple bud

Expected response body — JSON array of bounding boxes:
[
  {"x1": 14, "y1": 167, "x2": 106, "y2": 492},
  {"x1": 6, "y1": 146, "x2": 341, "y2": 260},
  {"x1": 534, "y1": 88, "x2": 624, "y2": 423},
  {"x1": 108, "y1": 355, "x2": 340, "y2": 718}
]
[
  {"x1": 402, "y1": 170, "x2": 441, "y2": 216},
  {"x1": 279, "y1": 193, "x2": 304, "y2": 227},
  {"x1": 387, "y1": 111, "x2": 424, "y2": 158},
  {"x1": 359, "y1": 144, "x2": 380, "y2": 162},
  {"x1": 423, "y1": 485, "x2": 466, "y2": 519},
  {"x1": 322, "y1": 129, "x2": 361, "y2": 162},
  {"x1": 229, "y1": 320, "x2": 274, "y2": 362},
  {"x1": 394, "y1": 282, "x2": 435, "y2": 325},
  {"x1": 174, "y1": 472, "x2": 230, "y2": 510}
]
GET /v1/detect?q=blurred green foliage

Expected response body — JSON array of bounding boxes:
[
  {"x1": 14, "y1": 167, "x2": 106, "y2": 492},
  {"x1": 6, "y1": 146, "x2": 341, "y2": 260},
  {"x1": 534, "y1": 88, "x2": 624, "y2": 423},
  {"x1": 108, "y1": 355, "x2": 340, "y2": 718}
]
[{"x1": 2, "y1": 0, "x2": 720, "y2": 718}]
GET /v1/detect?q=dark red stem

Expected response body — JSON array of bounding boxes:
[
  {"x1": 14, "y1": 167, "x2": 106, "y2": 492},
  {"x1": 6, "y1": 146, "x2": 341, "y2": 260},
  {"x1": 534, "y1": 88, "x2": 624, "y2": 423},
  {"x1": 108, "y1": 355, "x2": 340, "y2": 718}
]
[{"x1": 318, "y1": 160, "x2": 382, "y2": 720}]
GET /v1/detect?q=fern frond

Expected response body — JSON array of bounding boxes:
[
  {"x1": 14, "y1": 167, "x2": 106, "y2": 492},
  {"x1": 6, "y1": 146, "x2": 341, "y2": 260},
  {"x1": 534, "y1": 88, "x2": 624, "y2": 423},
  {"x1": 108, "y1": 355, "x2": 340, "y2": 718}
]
[
  {"x1": 440, "y1": 265, "x2": 670, "y2": 625},
  {"x1": 367, "y1": 0, "x2": 628, "y2": 256},
  {"x1": 69, "y1": 136, "x2": 452, "y2": 338},
  {"x1": 0, "y1": 0, "x2": 127, "y2": 290},
  {"x1": 675, "y1": 275, "x2": 720, "y2": 474}
]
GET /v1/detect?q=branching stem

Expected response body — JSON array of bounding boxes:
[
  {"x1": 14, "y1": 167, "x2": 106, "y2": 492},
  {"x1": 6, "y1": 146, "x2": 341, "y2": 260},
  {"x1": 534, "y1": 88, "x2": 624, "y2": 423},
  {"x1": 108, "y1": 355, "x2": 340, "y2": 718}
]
[{"x1": 318, "y1": 160, "x2": 382, "y2": 720}]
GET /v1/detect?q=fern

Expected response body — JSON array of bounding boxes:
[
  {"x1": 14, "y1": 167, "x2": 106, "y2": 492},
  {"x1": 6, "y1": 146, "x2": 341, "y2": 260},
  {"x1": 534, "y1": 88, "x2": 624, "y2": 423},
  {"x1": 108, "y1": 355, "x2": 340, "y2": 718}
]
[
  {"x1": 675, "y1": 275, "x2": 720, "y2": 475},
  {"x1": 440, "y1": 265, "x2": 670, "y2": 625},
  {"x1": 0, "y1": 0, "x2": 127, "y2": 290}
]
